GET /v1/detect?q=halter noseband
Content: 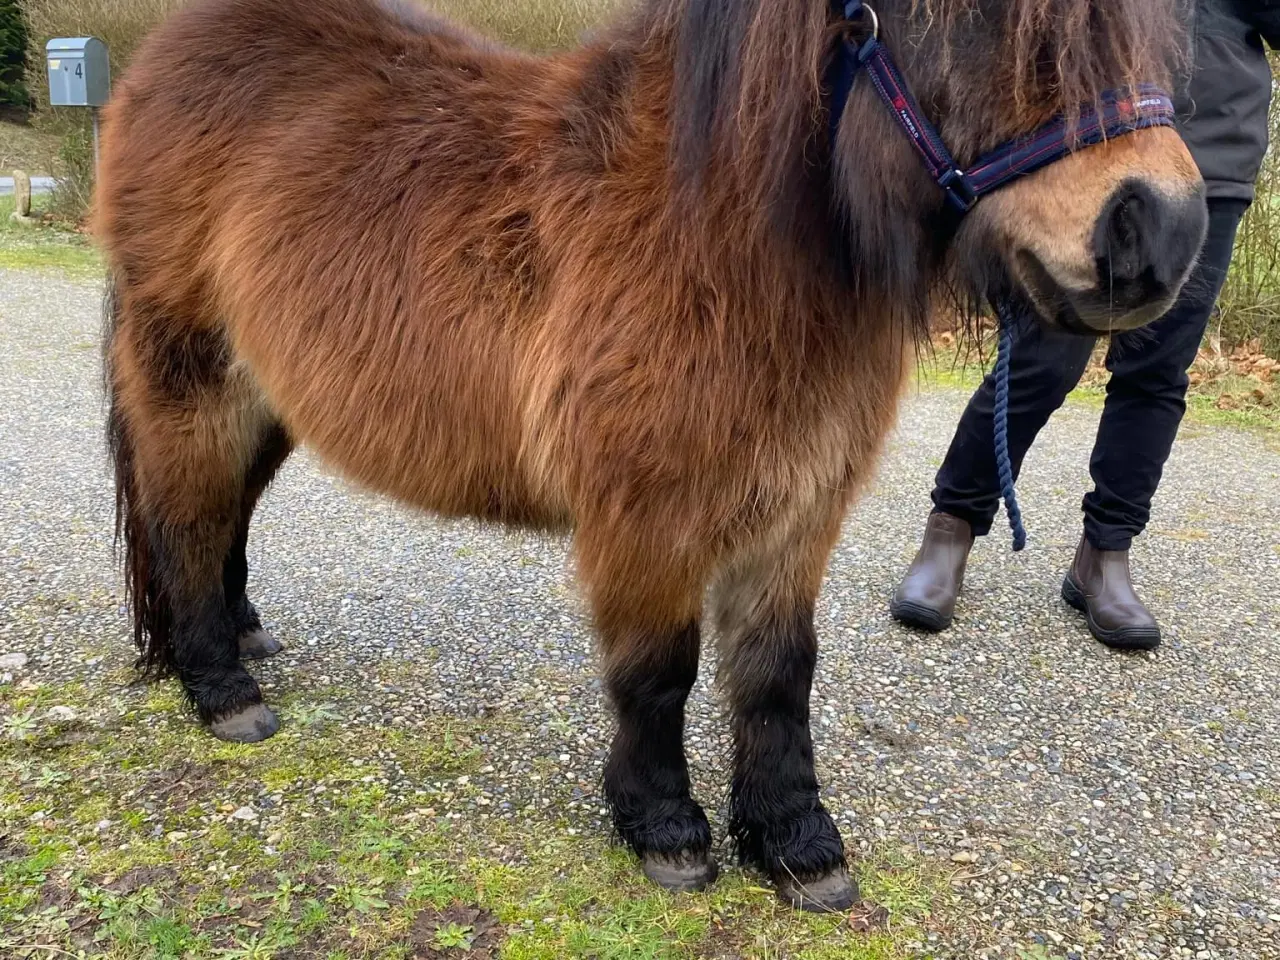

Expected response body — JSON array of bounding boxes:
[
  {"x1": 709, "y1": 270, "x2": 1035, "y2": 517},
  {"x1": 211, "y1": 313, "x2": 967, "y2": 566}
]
[
  {"x1": 826, "y1": 0, "x2": 1178, "y2": 215},
  {"x1": 826, "y1": 0, "x2": 1180, "y2": 552}
]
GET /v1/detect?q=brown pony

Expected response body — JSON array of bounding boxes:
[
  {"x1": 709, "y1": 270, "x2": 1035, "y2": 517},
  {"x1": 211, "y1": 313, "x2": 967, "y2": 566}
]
[{"x1": 95, "y1": 0, "x2": 1204, "y2": 909}]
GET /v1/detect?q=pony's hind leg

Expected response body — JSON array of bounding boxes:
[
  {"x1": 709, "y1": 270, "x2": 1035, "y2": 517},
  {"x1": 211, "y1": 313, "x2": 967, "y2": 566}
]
[
  {"x1": 713, "y1": 509, "x2": 855, "y2": 912},
  {"x1": 225, "y1": 424, "x2": 293, "y2": 660},
  {"x1": 107, "y1": 293, "x2": 280, "y2": 742},
  {"x1": 578, "y1": 535, "x2": 717, "y2": 892}
]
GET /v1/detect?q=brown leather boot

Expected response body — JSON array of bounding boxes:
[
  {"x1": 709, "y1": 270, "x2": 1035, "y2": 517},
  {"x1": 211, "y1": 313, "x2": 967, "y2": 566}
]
[
  {"x1": 890, "y1": 513, "x2": 974, "y2": 632},
  {"x1": 1061, "y1": 537, "x2": 1161, "y2": 651}
]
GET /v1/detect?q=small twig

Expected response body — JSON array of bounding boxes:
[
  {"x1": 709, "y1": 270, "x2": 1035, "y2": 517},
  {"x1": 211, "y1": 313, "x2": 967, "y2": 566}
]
[
  {"x1": 948, "y1": 866, "x2": 995, "y2": 883},
  {"x1": 5, "y1": 945, "x2": 83, "y2": 959},
  {"x1": 154, "y1": 760, "x2": 194, "y2": 797},
  {"x1": 777, "y1": 858, "x2": 844, "y2": 914}
]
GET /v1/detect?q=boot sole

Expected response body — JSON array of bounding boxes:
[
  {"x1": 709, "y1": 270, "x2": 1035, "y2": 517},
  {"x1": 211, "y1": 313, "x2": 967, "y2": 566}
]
[
  {"x1": 1061, "y1": 576, "x2": 1161, "y2": 651},
  {"x1": 889, "y1": 598, "x2": 952, "y2": 633}
]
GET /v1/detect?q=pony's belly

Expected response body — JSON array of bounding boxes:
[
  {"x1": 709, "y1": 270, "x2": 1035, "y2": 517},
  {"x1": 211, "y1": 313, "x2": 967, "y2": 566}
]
[{"x1": 290, "y1": 411, "x2": 564, "y2": 530}]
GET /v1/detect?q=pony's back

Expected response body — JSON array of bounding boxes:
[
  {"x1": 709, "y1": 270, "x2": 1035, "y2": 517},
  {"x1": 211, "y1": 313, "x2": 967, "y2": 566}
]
[{"x1": 96, "y1": 0, "x2": 584, "y2": 524}]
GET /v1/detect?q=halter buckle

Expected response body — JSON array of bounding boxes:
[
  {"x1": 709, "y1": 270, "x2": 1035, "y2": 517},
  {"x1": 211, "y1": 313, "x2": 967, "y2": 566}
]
[{"x1": 938, "y1": 169, "x2": 978, "y2": 213}]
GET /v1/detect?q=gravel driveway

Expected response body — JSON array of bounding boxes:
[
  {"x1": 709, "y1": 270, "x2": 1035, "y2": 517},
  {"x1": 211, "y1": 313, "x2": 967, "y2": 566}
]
[{"x1": 2, "y1": 267, "x2": 1278, "y2": 959}]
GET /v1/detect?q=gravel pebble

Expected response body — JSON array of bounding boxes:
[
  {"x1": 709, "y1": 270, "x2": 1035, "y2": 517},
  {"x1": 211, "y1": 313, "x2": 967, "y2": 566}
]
[{"x1": 2, "y1": 268, "x2": 1278, "y2": 958}]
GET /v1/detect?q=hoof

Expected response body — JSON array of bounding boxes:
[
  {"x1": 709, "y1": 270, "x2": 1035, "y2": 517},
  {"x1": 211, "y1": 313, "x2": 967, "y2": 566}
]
[
  {"x1": 238, "y1": 628, "x2": 284, "y2": 660},
  {"x1": 777, "y1": 867, "x2": 857, "y2": 913},
  {"x1": 210, "y1": 703, "x2": 280, "y2": 743},
  {"x1": 642, "y1": 851, "x2": 719, "y2": 893}
]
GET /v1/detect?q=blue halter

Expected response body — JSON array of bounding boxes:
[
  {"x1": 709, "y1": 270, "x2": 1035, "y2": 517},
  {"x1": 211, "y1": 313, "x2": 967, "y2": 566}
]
[{"x1": 826, "y1": 0, "x2": 1177, "y2": 550}]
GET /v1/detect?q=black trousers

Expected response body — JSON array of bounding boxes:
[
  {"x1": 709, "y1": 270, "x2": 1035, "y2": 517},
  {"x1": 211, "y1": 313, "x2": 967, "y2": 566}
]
[{"x1": 932, "y1": 197, "x2": 1249, "y2": 552}]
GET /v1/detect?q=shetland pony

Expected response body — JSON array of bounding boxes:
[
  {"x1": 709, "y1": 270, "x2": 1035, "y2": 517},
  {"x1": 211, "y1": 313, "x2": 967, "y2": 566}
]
[{"x1": 95, "y1": 0, "x2": 1204, "y2": 908}]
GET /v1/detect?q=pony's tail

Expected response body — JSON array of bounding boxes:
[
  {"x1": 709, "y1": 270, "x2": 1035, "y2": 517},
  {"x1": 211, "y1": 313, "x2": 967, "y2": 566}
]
[{"x1": 103, "y1": 276, "x2": 174, "y2": 677}]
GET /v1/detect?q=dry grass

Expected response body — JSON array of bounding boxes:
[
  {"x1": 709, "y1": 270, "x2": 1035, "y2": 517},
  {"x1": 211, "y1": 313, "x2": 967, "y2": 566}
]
[
  {"x1": 0, "y1": 118, "x2": 60, "y2": 174},
  {"x1": 429, "y1": 0, "x2": 622, "y2": 50},
  {"x1": 24, "y1": 0, "x2": 622, "y2": 76}
]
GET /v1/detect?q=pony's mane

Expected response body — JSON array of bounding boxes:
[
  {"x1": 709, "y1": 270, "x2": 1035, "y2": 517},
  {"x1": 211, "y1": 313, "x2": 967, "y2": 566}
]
[
  {"x1": 911, "y1": 0, "x2": 1190, "y2": 165},
  {"x1": 648, "y1": 0, "x2": 1188, "y2": 203},
  {"x1": 911, "y1": 0, "x2": 1190, "y2": 114},
  {"x1": 647, "y1": 0, "x2": 831, "y2": 221}
]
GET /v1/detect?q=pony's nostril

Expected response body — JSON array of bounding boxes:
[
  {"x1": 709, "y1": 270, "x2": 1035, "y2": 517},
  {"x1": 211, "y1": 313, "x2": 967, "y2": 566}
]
[
  {"x1": 1109, "y1": 195, "x2": 1143, "y2": 277},
  {"x1": 1095, "y1": 182, "x2": 1152, "y2": 286},
  {"x1": 1091, "y1": 179, "x2": 1205, "y2": 306}
]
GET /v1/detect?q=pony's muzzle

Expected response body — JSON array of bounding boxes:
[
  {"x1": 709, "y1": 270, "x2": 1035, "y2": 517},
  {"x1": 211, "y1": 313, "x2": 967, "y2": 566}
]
[{"x1": 1015, "y1": 178, "x2": 1207, "y2": 335}]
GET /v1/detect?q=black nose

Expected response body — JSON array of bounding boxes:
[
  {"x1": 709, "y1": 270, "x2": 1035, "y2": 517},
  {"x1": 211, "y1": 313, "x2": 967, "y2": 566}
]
[{"x1": 1092, "y1": 179, "x2": 1207, "y2": 311}]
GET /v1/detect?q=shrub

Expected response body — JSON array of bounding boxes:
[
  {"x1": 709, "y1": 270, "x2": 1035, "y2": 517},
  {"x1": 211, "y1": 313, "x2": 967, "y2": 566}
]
[
  {"x1": 1215, "y1": 53, "x2": 1280, "y2": 356},
  {"x1": 47, "y1": 116, "x2": 93, "y2": 219},
  {"x1": 0, "y1": 0, "x2": 31, "y2": 117}
]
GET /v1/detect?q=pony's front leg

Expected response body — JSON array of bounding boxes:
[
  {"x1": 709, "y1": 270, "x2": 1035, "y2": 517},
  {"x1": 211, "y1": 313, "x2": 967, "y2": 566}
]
[
  {"x1": 578, "y1": 534, "x2": 717, "y2": 892},
  {"x1": 714, "y1": 514, "x2": 855, "y2": 912}
]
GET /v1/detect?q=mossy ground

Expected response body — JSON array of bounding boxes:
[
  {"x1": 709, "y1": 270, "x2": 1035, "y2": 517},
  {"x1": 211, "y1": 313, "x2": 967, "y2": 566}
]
[{"x1": 2, "y1": 677, "x2": 966, "y2": 959}]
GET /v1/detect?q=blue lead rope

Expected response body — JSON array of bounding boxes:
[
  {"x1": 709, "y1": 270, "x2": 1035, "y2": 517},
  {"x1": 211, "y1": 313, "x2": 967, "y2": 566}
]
[{"x1": 994, "y1": 309, "x2": 1027, "y2": 552}]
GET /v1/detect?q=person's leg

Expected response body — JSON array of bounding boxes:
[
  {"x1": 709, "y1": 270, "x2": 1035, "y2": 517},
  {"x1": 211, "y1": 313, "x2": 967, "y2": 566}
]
[
  {"x1": 892, "y1": 318, "x2": 1097, "y2": 631},
  {"x1": 1065, "y1": 197, "x2": 1250, "y2": 650},
  {"x1": 1084, "y1": 198, "x2": 1249, "y2": 548},
  {"x1": 932, "y1": 322, "x2": 1098, "y2": 532}
]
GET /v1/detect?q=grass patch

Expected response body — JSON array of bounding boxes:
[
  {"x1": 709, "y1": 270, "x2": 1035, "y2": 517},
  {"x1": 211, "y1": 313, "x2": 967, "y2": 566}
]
[
  {"x1": 2, "y1": 678, "x2": 959, "y2": 959},
  {"x1": 0, "y1": 193, "x2": 101, "y2": 274}
]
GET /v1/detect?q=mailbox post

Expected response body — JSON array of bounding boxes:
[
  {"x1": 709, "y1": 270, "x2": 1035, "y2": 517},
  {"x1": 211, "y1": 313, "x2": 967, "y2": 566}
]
[{"x1": 45, "y1": 38, "x2": 111, "y2": 172}]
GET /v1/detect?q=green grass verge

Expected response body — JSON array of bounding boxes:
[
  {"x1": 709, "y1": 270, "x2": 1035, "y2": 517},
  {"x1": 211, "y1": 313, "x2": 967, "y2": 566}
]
[
  {"x1": 0, "y1": 194, "x2": 102, "y2": 276},
  {"x1": 2, "y1": 678, "x2": 965, "y2": 959}
]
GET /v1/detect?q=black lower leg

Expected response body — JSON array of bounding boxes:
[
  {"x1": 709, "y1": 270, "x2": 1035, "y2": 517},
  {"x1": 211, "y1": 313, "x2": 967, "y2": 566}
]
[
  {"x1": 154, "y1": 521, "x2": 276, "y2": 741},
  {"x1": 174, "y1": 594, "x2": 263, "y2": 719},
  {"x1": 603, "y1": 622, "x2": 714, "y2": 889},
  {"x1": 726, "y1": 609, "x2": 850, "y2": 908},
  {"x1": 222, "y1": 521, "x2": 262, "y2": 634},
  {"x1": 222, "y1": 524, "x2": 281, "y2": 661},
  {"x1": 223, "y1": 424, "x2": 291, "y2": 658}
]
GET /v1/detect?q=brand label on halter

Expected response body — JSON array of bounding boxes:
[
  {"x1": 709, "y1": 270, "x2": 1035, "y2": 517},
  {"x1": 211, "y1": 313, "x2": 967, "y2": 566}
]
[{"x1": 891, "y1": 96, "x2": 920, "y2": 139}]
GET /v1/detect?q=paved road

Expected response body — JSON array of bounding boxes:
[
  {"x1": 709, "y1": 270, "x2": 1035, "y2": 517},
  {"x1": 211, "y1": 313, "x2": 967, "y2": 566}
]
[
  {"x1": 2, "y1": 268, "x2": 1278, "y2": 958},
  {"x1": 0, "y1": 175, "x2": 55, "y2": 196}
]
